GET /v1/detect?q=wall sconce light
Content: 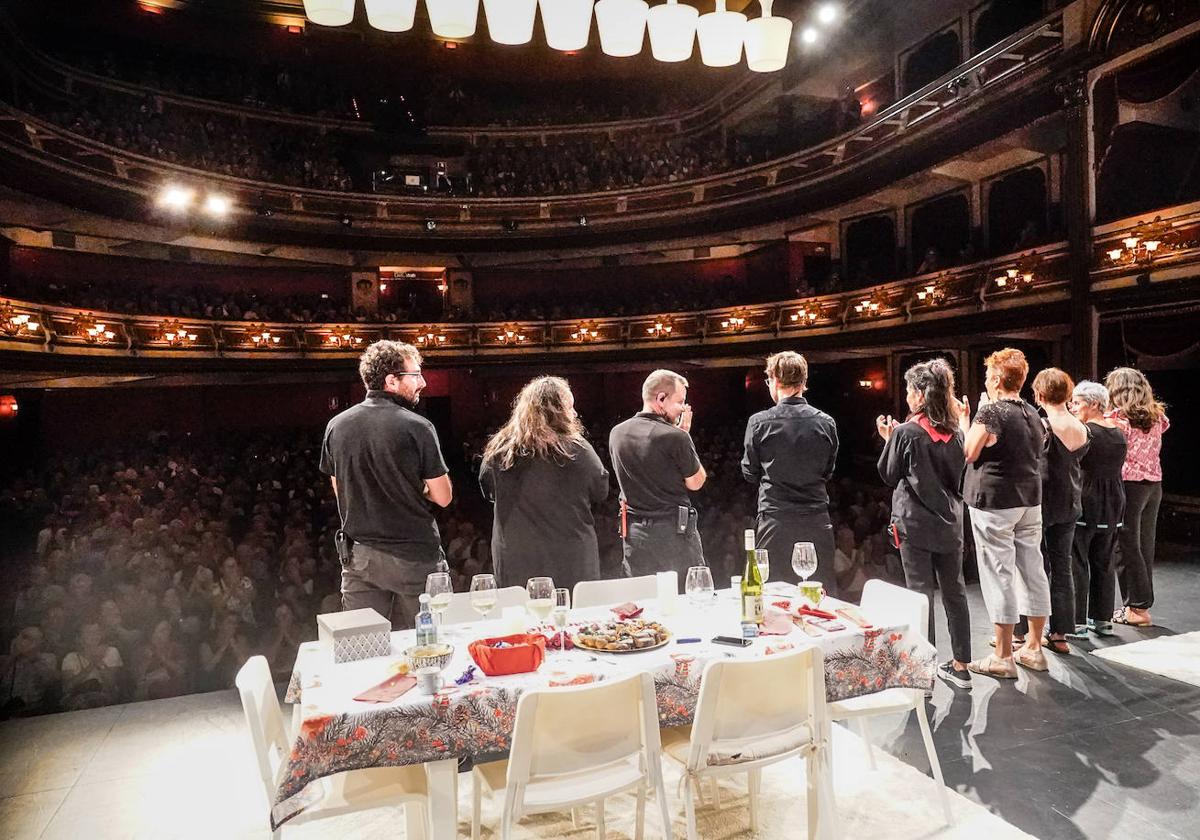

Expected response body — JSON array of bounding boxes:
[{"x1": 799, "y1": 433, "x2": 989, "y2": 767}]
[
  {"x1": 159, "y1": 319, "x2": 198, "y2": 346},
  {"x1": 719, "y1": 310, "x2": 748, "y2": 332},
  {"x1": 647, "y1": 317, "x2": 675, "y2": 338}
]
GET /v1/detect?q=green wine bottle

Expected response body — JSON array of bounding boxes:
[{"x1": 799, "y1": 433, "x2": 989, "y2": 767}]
[{"x1": 741, "y1": 529, "x2": 764, "y2": 638}]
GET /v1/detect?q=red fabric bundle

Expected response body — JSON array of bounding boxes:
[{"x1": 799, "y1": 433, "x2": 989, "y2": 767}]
[{"x1": 468, "y1": 634, "x2": 547, "y2": 676}]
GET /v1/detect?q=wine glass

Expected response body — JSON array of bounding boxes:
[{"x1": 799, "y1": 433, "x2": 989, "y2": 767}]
[
  {"x1": 526, "y1": 577, "x2": 554, "y2": 626},
  {"x1": 551, "y1": 588, "x2": 571, "y2": 654},
  {"x1": 469, "y1": 574, "x2": 498, "y2": 622},
  {"x1": 685, "y1": 565, "x2": 715, "y2": 641},
  {"x1": 791, "y1": 542, "x2": 821, "y2": 605},
  {"x1": 755, "y1": 548, "x2": 771, "y2": 584},
  {"x1": 426, "y1": 571, "x2": 454, "y2": 637}
]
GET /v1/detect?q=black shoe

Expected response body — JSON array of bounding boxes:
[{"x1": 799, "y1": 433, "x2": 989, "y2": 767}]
[{"x1": 937, "y1": 661, "x2": 972, "y2": 690}]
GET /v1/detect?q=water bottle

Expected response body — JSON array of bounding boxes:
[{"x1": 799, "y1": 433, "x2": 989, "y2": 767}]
[{"x1": 415, "y1": 593, "x2": 437, "y2": 647}]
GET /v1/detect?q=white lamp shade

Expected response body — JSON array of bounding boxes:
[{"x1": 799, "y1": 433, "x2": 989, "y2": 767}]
[
  {"x1": 595, "y1": 0, "x2": 648, "y2": 57},
  {"x1": 484, "y1": 0, "x2": 537, "y2": 44},
  {"x1": 539, "y1": 0, "x2": 593, "y2": 51},
  {"x1": 426, "y1": 0, "x2": 480, "y2": 38},
  {"x1": 303, "y1": 0, "x2": 355, "y2": 27},
  {"x1": 365, "y1": 0, "x2": 418, "y2": 31},
  {"x1": 744, "y1": 16, "x2": 791, "y2": 71},
  {"x1": 647, "y1": 0, "x2": 698, "y2": 62},
  {"x1": 697, "y1": 1, "x2": 746, "y2": 68}
]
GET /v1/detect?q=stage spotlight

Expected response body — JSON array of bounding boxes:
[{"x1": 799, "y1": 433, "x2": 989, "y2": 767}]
[
  {"x1": 817, "y1": 4, "x2": 838, "y2": 25},
  {"x1": 502, "y1": 219, "x2": 519, "y2": 233},
  {"x1": 800, "y1": 26, "x2": 818, "y2": 45},
  {"x1": 424, "y1": 218, "x2": 438, "y2": 232},
  {"x1": 339, "y1": 214, "x2": 353, "y2": 228},
  {"x1": 577, "y1": 215, "x2": 588, "y2": 227},
  {"x1": 203, "y1": 194, "x2": 231, "y2": 217},
  {"x1": 157, "y1": 185, "x2": 194, "y2": 212}
]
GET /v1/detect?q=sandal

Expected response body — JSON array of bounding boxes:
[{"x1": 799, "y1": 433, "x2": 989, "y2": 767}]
[
  {"x1": 988, "y1": 636, "x2": 1025, "y2": 648},
  {"x1": 967, "y1": 654, "x2": 1018, "y2": 679},
  {"x1": 1043, "y1": 636, "x2": 1070, "y2": 655},
  {"x1": 1112, "y1": 607, "x2": 1152, "y2": 627},
  {"x1": 1014, "y1": 646, "x2": 1049, "y2": 671}
]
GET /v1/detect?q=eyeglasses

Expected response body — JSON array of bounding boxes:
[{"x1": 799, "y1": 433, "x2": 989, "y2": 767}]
[{"x1": 395, "y1": 370, "x2": 425, "y2": 378}]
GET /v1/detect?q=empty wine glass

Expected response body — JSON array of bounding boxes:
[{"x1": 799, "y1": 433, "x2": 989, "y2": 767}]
[
  {"x1": 755, "y1": 548, "x2": 771, "y2": 584},
  {"x1": 426, "y1": 571, "x2": 454, "y2": 636},
  {"x1": 470, "y1": 574, "x2": 498, "y2": 621},
  {"x1": 551, "y1": 588, "x2": 571, "y2": 654},
  {"x1": 526, "y1": 577, "x2": 554, "y2": 626}
]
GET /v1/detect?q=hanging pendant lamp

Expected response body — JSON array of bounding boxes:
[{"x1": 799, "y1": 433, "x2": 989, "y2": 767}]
[
  {"x1": 302, "y1": 0, "x2": 355, "y2": 27},
  {"x1": 539, "y1": 0, "x2": 594, "y2": 52},
  {"x1": 595, "y1": 0, "x2": 648, "y2": 58},
  {"x1": 696, "y1": 0, "x2": 746, "y2": 68},
  {"x1": 647, "y1": 0, "x2": 698, "y2": 62},
  {"x1": 483, "y1": 0, "x2": 538, "y2": 45},
  {"x1": 365, "y1": 0, "x2": 418, "y2": 31},
  {"x1": 743, "y1": 0, "x2": 792, "y2": 72},
  {"x1": 426, "y1": 0, "x2": 480, "y2": 39}
]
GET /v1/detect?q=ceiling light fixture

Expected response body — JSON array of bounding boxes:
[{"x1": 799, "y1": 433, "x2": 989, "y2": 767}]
[
  {"x1": 800, "y1": 26, "x2": 818, "y2": 45},
  {"x1": 817, "y1": 3, "x2": 839, "y2": 25},
  {"x1": 483, "y1": 0, "x2": 536, "y2": 44},
  {"x1": 301, "y1": 0, "x2": 354, "y2": 27},
  {"x1": 426, "y1": 0, "x2": 480, "y2": 39},
  {"x1": 647, "y1": 0, "x2": 698, "y2": 62},
  {"x1": 595, "y1": 0, "x2": 648, "y2": 57},
  {"x1": 697, "y1": 0, "x2": 747, "y2": 67},
  {"x1": 365, "y1": 0, "x2": 417, "y2": 31},
  {"x1": 744, "y1": 0, "x2": 792, "y2": 72},
  {"x1": 540, "y1": 0, "x2": 593, "y2": 52}
]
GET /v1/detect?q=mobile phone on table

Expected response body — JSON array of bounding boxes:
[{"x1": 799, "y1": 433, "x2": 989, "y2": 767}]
[{"x1": 712, "y1": 635, "x2": 753, "y2": 648}]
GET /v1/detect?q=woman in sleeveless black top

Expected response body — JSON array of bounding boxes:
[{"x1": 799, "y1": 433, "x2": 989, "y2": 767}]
[{"x1": 1070, "y1": 382, "x2": 1128, "y2": 634}]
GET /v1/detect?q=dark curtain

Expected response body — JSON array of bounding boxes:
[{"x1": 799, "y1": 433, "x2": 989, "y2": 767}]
[
  {"x1": 973, "y1": 0, "x2": 1044, "y2": 53},
  {"x1": 1096, "y1": 123, "x2": 1200, "y2": 222},
  {"x1": 903, "y1": 31, "x2": 961, "y2": 96},
  {"x1": 1116, "y1": 35, "x2": 1200, "y2": 103},
  {"x1": 911, "y1": 193, "x2": 971, "y2": 270},
  {"x1": 844, "y1": 215, "x2": 897, "y2": 285},
  {"x1": 987, "y1": 168, "x2": 1047, "y2": 255}
]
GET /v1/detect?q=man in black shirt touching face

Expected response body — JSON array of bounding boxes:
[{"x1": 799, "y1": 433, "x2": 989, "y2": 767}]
[
  {"x1": 609, "y1": 369, "x2": 708, "y2": 580},
  {"x1": 320, "y1": 341, "x2": 453, "y2": 628},
  {"x1": 742, "y1": 351, "x2": 840, "y2": 594}
]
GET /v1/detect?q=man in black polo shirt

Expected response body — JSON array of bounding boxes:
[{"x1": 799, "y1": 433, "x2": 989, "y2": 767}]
[
  {"x1": 742, "y1": 351, "x2": 840, "y2": 594},
  {"x1": 609, "y1": 369, "x2": 708, "y2": 580},
  {"x1": 320, "y1": 341, "x2": 453, "y2": 628}
]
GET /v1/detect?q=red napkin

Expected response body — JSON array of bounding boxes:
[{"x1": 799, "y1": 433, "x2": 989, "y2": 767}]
[
  {"x1": 796, "y1": 604, "x2": 838, "y2": 621},
  {"x1": 540, "y1": 629, "x2": 575, "y2": 651},
  {"x1": 771, "y1": 599, "x2": 792, "y2": 611},
  {"x1": 354, "y1": 672, "x2": 416, "y2": 703},
  {"x1": 611, "y1": 602, "x2": 644, "y2": 619}
]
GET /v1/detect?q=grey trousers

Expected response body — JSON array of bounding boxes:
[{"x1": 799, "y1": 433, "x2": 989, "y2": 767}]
[
  {"x1": 622, "y1": 510, "x2": 704, "y2": 580},
  {"x1": 341, "y1": 542, "x2": 443, "y2": 630},
  {"x1": 968, "y1": 505, "x2": 1051, "y2": 625}
]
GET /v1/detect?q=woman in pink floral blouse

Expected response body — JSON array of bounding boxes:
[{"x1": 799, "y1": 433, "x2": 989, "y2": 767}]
[{"x1": 1105, "y1": 367, "x2": 1170, "y2": 627}]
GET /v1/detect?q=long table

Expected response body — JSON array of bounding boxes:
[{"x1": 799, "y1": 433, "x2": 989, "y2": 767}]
[{"x1": 276, "y1": 588, "x2": 936, "y2": 838}]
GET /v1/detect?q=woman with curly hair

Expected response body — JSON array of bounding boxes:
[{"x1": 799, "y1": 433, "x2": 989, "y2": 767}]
[
  {"x1": 1105, "y1": 367, "x2": 1170, "y2": 627},
  {"x1": 479, "y1": 376, "x2": 610, "y2": 592}
]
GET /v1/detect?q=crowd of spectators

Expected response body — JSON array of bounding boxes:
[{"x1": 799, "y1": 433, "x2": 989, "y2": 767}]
[{"x1": 0, "y1": 418, "x2": 899, "y2": 717}]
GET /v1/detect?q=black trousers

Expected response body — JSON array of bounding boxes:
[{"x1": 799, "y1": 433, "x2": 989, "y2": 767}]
[
  {"x1": 1072, "y1": 524, "x2": 1118, "y2": 624},
  {"x1": 341, "y1": 542, "x2": 444, "y2": 630},
  {"x1": 1116, "y1": 480, "x2": 1162, "y2": 610},
  {"x1": 1015, "y1": 521, "x2": 1077, "y2": 638},
  {"x1": 622, "y1": 509, "x2": 704, "y2": 580},
  {"x1": 755, "y1": 510, "x2": 838, "y2": 599},
  {"x1": 898, "y1": 543, "x2": 972, "y2": 663}
]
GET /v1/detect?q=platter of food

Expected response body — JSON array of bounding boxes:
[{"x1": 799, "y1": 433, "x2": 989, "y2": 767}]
[{"x1": 573, "y1": 618, "x2": 672, "y2": 653}]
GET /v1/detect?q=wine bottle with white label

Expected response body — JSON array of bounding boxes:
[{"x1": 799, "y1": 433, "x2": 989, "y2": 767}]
[{"x1": 741, "y1": 529, "x2": 764, "y2": 638}]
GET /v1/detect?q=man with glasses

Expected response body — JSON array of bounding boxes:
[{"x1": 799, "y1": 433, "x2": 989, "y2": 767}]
[
  {"x1": 742, "y1": 351, "x2": 840, "y2": 593},
  {"x1": 320, "y1": 340, "x2": 453, "y2": 628}
]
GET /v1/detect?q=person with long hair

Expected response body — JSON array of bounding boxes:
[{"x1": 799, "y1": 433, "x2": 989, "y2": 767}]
[
  {"x1": 479, "y1": 376, "x2": 610, "y2": 592},
  {"x1": 876, "y1": 358, "x2": 973, "y2": 690},
  {"x1": 1068, "y1": 381, "x2": 1127, "y2": 636},
  {"x1": 1105, "y1": 367, "x2": 1169, "y2": 627},
  {"x1": 1015, "y1": 368, "x2": 1090, "y2": 655},
  {"x1": 961, "y1": 348, "x2": 1052, "y2": 679}
]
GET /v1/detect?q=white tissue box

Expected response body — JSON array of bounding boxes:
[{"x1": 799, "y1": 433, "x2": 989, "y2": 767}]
[{"x1": 317, "y1": 608, "x2": 392, "y2": 663}]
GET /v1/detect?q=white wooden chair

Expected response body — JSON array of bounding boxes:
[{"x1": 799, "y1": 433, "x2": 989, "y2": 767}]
[
  {"x1": 439, "y1": 585, "x2": 528, "y2": 625},
  {"x1": 235, "y1": 655, "x2": 429, "y2": 839},
  {"x1": 659, "y1": 646, "x2": 838, "y2": 840},
  {"x1": 827, "y1": 579, "x2": 953, "y2": 825},
  {"x1": 471, "y1": 671, "x2": 673, "y2": 840},
  {"x1": 572, "y1": 573, "x2": 663, "y2": 609}
]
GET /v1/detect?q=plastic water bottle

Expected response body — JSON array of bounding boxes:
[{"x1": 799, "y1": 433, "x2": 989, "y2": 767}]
[{"x1": 415, "y1": 593, "x2": 437, "y2": 646}]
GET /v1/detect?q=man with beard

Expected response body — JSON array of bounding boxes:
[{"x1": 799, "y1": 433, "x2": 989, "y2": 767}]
[{"x1": 320, "y1": 341, "x2": 453, "y2": 628}]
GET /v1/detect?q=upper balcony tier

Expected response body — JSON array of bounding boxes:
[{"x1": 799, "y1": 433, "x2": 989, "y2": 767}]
[{"x1": 0, "y1": 9, "x2": 1071, "y2": 249}]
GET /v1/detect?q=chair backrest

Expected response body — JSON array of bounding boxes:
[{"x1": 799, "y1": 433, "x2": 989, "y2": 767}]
[
  {"x1": 860, "y1": 578, "x2": 929, "y2": 642},
  {"x1": 687, "y1": 645, "x2": 825, "y2": 772},
  {"x1": 572, "y1": 574, "x2": 661, "y2": 609},
  {"x1": 440, "y1": 585, "x2": 528, "y2": 625},
  {"x1": 235, "y1": 655, "x2": 290, "y2": 805},
  {"x1": 507, "y1": 671, "x2": 659, "y2": 785}
]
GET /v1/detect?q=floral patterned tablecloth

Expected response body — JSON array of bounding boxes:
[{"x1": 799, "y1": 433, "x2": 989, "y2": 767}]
[{"x1": 273, "y1": 593, "x2": 935, "y2": 829}]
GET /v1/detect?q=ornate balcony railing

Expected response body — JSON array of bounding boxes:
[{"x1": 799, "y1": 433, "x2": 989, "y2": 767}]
[{"x1": 0, "y1": 9, "x2": 1068, "y2": 239}]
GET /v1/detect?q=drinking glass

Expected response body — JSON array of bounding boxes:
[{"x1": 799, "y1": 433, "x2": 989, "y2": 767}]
[
  {"x1": 551, "y1": 588, "x2": 571, "y2": 654},
  {"x1": 426, "y1": 571, "x2": 454, "y2": 635},
  {"x1": 755, "y1": 548, "x2": 771, "y2": 584},
  {"x1": 791, "y1": 542, "x2": 818, "y2": 581},
  {"x1": 469, "y1": 574, "x2": 498, "y2": 621},
  {"x1": 685, "y1": 565, "x2": 715, "y2": 641},
  {"x1": 526, "y1": 577, "x2": 554, "y2": 625}
]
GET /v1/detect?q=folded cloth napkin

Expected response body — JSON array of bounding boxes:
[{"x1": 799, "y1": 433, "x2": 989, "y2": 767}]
[
  {"x1": 771, "y1": 599, "x2": 793, "y2": 611},
  {"x1": 611, "y1": 602, "x2": 644, "y2": 619},
  {"x1": 796, "y1": 604, "x2": 838, "y2": 621},
  {"x1": 759, "y1": 608, "x2": 794, "y2": 636},
  {"x1": 547, "y1": 671, "x2": 600, "y2": 687},
  {"x1": 540, "y1": 629, "x2": 575, "y2": 651},
  {"x1": 836, "y1": 606, "x2": 873, "y2": 628},
  {"x1": 354, "y1": 672, "x2": 416, "y2": 703}
]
